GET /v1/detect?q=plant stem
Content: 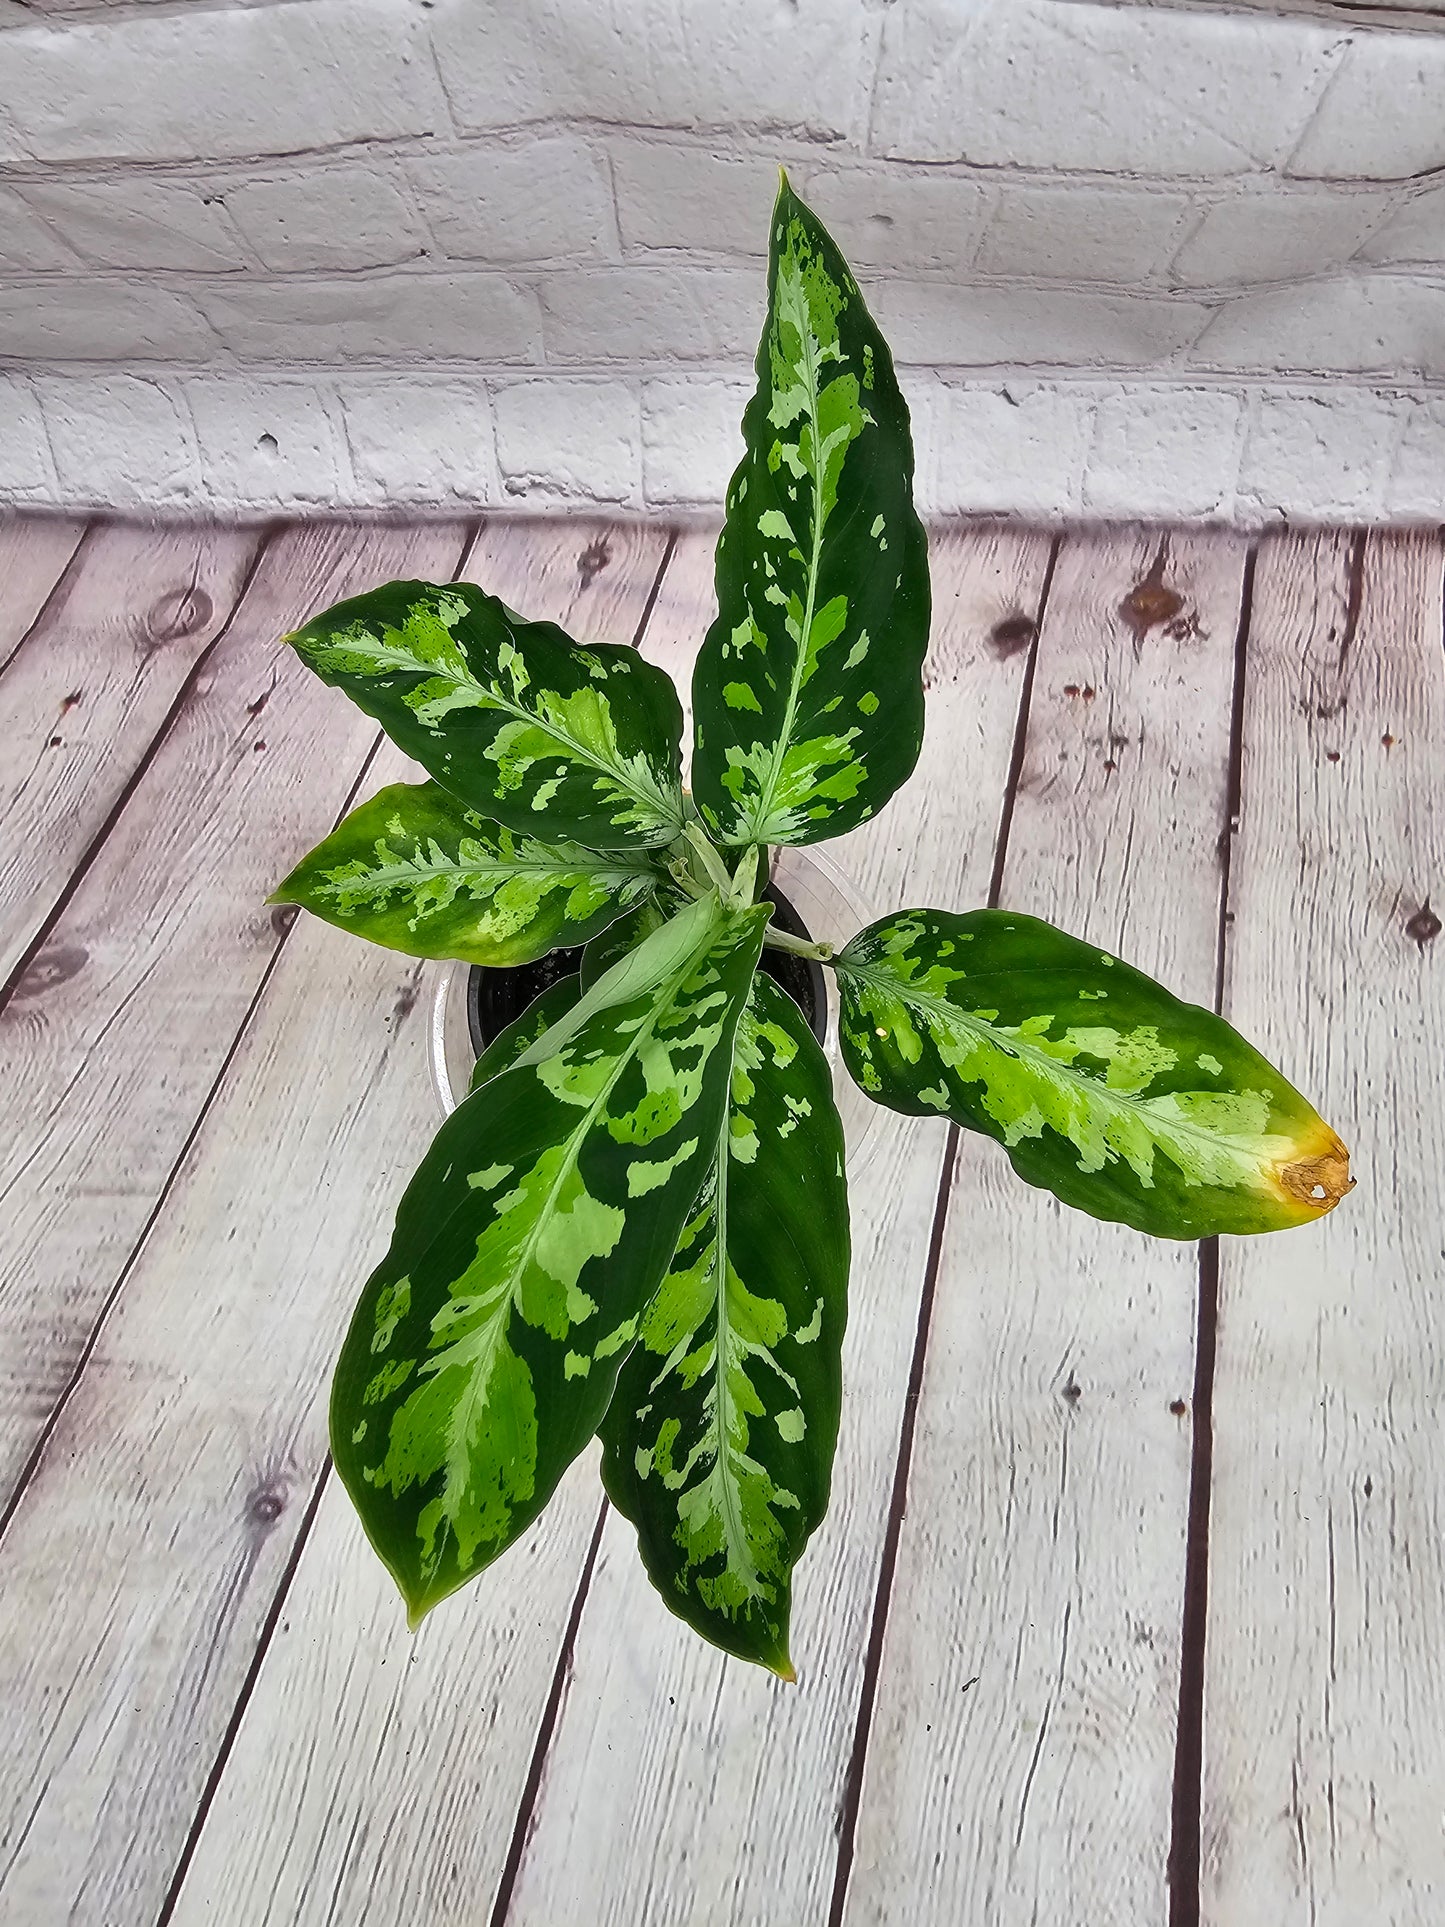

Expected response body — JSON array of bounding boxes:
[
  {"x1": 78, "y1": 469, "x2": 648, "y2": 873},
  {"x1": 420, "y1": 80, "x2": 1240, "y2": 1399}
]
[
  {"x1": 666, "y1": 855, "x2": 708, "y2": 902},
  {"x1": 683, "y1": 821, "x2": 736, "y2": 898},
  {"x1": 731, "y1": 843, "x2": 761, "y2": 903},
  {"x1": 763, "y1": 925, "x2": 835, "y2": 963}
]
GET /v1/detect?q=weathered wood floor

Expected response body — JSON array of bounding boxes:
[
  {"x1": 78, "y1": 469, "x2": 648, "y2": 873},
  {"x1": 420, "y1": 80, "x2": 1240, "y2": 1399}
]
[{"x1": 1, "y1": 513, "x2": 1441, "y2": 1927}]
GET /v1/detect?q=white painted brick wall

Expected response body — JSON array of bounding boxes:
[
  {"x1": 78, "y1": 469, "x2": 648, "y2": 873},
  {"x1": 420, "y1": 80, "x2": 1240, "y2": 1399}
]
[
  {"x1": 0, "y1": 1, "x2": 446, "y2": 163},
  {"x1": 18, "y1": 179, "x2": 247, "y2": 272},
  {"x1": 3, "y1": 0, "x2": 1445, "y2": 523},
  {"x1": 408, "y1": 139, "x2": 618, "y2": 265},
  {"x1": 224, "y1": 165, "x2": 430, "y2": 274},
  {"x1": 1168, "y1": 187, "x2": 1388, "y2": 285},
  {"x1": 917, "y1": 383, "x2": 1096, "y2": 519},
  {"x1": 1236, "y1": 388, "x2": 1406, "y2": 517},
  {"x1": 1360, "y1": 184, "x2": 1445, "y2": 265},
  {"x1": 975, "y1": 185, "x2": 1196, "y2": 284},
  {"x1": 1083, "y1": 388, "x2": 1246, "y2": 516},
  {"x1": 871, "y1": 0, "x2": 1348, "y2": 174},
  {"x1": 0, "y1": 375, "x2": 57, "y2": 500},
  {"x1": 428, "y1": 0, "x2": 873, "y2": 142},
  {"x1": 495, "y1": 380, "x2": 642, "y2": 505},
  {"x1": 642, "y1": 377, "x2": 751, "y2": 505},
  {"x1": 1287, "y1": 33, "x2": 1445, "y2": 177},
  {"x1": 184, "y1": 377, "x2": 351, "y2": 507},
  {"x1": 0, "y1": 188, "x2": 80, "y2": 270},
  {"x1": 340, "y1": 378, "x2": 501, "y2": 507},
  {"x1": 40, "y1": 373, "x2": 200, "y2": 506},
  {"x1": 3, "y1": 365, "x2": 1442, "y2": 527},
  {"x1": 193, "y1": 273, "x2": 543, "y2": 362}
]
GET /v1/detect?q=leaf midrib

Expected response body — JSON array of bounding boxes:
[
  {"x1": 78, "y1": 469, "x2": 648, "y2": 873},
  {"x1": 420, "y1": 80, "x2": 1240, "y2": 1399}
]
[
  {"x1": 422, "y1": 908, "x2": 733, "y2": 1574},
  {"x1": 701, "y1": 1106, "x2": 764, "y2": 1597},
  {"x1": 335, "y1": 629, "x2": 681, "y2": 835},
  {"x1": 316, "y1": 849, "x2": 658, "y2": 902},
  {"x1": 839, "y1": 959, "x2": 1274, "y2": 1174},
  {"x1": 747, "y1": 283, "x2": 827, "y2": 844}
]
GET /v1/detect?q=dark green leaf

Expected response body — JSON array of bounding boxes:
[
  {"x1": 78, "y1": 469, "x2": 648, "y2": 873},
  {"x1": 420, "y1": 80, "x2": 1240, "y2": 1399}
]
[
  {"x1": 468, "y1": 974, "x2": 583, "y2": 1093},
  {"x1": 601, "y1": 972, "x2": 848, "y2": 1676},
  {"x1": 331, "y1": 892, "x2": 770, "y2": 1625},
  {"x1": 287, "y1": 580, "x2": 685, "y2": 848},
  {"x1": 272, "y1": 781, "x2": 661, "y2": 967},
  {"x1": 690, "y1": 175, "x2": 930, "y2": 849},
  {"x1": 837, "y1": 908, "x2": 1352, "y2": 1239},
  {"x1": 580, "y1": 896, "x2": 676, "y2": 989}
]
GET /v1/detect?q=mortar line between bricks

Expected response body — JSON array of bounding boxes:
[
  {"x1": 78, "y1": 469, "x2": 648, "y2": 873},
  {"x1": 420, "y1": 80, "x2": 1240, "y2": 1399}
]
[
  {"x1": 14, "y1": 361, "x2": 1445, "y2": 389},
  {"x1": 8, "y1": 260, "x2": 1445, "y2": 302},
  {"x1": 16, "y1": 364, "x2": 1445, "y2": 400},
  {"x1": 9, "y1": 141, "x2": 1436, "y2": 193}
]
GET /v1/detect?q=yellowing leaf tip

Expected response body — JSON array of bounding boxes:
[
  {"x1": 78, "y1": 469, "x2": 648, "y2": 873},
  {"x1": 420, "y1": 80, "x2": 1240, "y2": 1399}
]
[
  {"x1": 1263, "y1": 1115, "x2": 1353, "y2": 1223},
  {"x1": 1272, "y1": 1126, "x2": 1354, "y2": 1217}
]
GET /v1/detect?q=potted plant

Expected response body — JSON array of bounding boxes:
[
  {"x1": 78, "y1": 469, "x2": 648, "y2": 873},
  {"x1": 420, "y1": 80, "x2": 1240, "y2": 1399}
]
[{"x1": 270, "y1": 176, "x2": 1351, "y2": 1681}]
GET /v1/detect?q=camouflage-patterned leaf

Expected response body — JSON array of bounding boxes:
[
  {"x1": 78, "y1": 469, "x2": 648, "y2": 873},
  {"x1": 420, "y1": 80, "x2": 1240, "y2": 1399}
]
[
  {"x1": 287, "y1": 579, "x2": 685, "y2": 848},
  {"x1": 272, "y1": 781, "x2": 661, "y2": 967},
  {"x1": 690, "y1": 175, "x2": 929, "y2": 849},
  {"x1": 601, "y1": 972, "x2": 848, "y2": 1676},
  {"x1": 469, "y1": 974, "x2": 583, "y2": 1094},
  {"x1": 837, "y1": 909, "x2": 1352, "y2": 1239},
  {"x1": 332, "y1": 892, "x2": 769, "y2": 1625}
]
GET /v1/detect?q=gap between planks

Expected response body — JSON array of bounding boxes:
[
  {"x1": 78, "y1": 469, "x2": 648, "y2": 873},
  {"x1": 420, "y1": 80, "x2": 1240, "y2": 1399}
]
[
  {"x1": 833, "y1": 528, "x2": 1250, "y2": 1927},
  {"x1": 0, "y1": 521, "x2": 477, "y2": 1526},
  {"x1": 1202, "y1": 529, "x2": 1445, "y2": 1924},
  {"x1": 828, "y1": 533, "x2": 1060, "y2": 1927},
  {"x1": 148, "y1": 521, "x2": 680, "y2": 1927},
  {"x1": 1167, "y1": 535, "x2": 1260, "y2": 1927},
  {"x1": 495, "y1": 526, "x2": 1057, "y2": 1927}
]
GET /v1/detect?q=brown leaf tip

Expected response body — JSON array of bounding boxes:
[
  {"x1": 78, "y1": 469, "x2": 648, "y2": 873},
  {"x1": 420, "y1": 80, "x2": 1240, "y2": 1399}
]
[{"x1": 1276, "y1": 1135, "x2": 1354, "y2": 1214}]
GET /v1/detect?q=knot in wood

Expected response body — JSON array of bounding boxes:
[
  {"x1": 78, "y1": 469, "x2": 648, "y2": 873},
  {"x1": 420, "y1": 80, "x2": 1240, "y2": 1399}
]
[
  {"x1": 13, "y1": 942, "x2": 88, "y2": 1001},
  {"x1": 248, "y1": 1487, "x2": 286, "y2": 1526},
  {"x1": 144, "y1": 585, "x2": 213, "y2": 647},
  {"x1": 1406, "y1": 902, "x2": 1442, "y2": 947}
]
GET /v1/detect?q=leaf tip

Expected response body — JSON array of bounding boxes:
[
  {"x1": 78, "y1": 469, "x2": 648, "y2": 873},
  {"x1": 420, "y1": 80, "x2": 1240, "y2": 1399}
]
[{"x1": 1270, "y1": 1120, "x2": 1354, "y2": 1220}]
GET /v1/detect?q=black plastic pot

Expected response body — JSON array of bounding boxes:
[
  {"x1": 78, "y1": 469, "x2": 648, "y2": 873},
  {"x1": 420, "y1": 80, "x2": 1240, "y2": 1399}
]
[{"x1": 467, "y1": 883, "x2": 828, "y2": 1058}]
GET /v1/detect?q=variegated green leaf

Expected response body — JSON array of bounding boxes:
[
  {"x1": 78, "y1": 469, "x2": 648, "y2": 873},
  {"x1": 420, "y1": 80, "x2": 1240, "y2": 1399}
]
[
  {"x1": 468, "y1": 973, "x2": 582, "y2": 1093},
  {"x1": 837, "y1": 909, "x2": 1352, "y2": 1239},
  {"x1": 601, "y1": 972, "x2": 848, "y2": 1676},
  {"x1": 272, "y1": 781, "x2": 661, "y2": 967},
  {"x1": 287, "y1": 579, "x2": 685, "y2": 848},
  {"x1": 331, "y1": 892, "x2": 769, "y2": 1625},
  {"x1": 690, "y1": 175, "x2": 929, "y2": 849}
]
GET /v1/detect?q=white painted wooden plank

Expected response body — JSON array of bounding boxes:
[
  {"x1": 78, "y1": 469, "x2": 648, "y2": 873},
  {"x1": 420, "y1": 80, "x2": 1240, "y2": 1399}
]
[
  {"x1": 464, "y1": 516, "x2": 671, "y2": 639},
  {"x1": 0, "y1": 515, "x2": 86, "y2": 673},
  {"x1": 503, "y1": 529, "x2": 1056, "y2": 1927},
  {"x1": 0, "y1": 522, "x2": 468, "y2": 1514},
  {"x1": 844, "y1": 530, "x2": 1249, "y2": 1925},
  {"x1": 0, "y1": 520, "x2": 262, "y2": 987},
  {"x1": 157, "y1": 522, "x2": 675, "y2": 1927},
  {"x1": 1203, "y1": 530, "x2": 1445, "y2": 1925},
  {"x1": 0, "y1": 909, "x2": 456, "y2": 1925},
  {"x1": 635, "y1": 522, "x2": 718, "y2": 742}
]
